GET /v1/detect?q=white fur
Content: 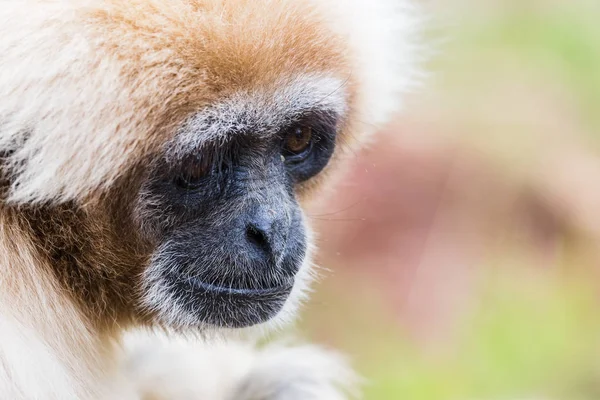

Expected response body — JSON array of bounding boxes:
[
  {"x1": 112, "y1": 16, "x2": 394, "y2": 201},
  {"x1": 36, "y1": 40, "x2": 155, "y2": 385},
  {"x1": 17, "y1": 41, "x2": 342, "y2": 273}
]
[
  {"x1": 123, "y1": 331, "x2": 357, "y2": 400},
  {"x1": 169, "y1": 74, "x2": 348, "y2": 160},
  {"x1": 0, "y1": 0, "x2": 143, "y2": 203},
  {"x1": 318, "y1": 0, "x2": 421, "y2": 133}
]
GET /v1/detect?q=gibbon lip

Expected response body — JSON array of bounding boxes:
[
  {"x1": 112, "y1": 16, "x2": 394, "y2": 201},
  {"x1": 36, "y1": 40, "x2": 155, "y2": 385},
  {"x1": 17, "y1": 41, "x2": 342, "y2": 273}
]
[
  {"x1": 184, "y1": 276, "x2": 294, "y2": 297},
  {"x1": 162, "y1": 272, "x2": 294, "y2": 328},
  {"x1": 168, "y1": 271, "x2": 294, "y2": 298}
]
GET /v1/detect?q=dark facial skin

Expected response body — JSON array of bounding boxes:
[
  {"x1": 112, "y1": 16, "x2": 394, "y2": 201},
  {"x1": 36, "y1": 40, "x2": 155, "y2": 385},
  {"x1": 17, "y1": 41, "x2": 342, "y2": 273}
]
[{"x1": 138, "y1": 110, "x2": 338, "y2": 328}]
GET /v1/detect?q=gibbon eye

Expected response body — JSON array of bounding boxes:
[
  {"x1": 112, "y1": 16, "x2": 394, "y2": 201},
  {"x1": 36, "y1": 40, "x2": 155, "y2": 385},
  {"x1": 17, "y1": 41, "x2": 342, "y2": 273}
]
[
  {"x1": 174, "y1": 156, "x2": 211, "y2": 190},
  {"x1": 280, "y1": 113, "x2": 337, "y2": 183},
  {"x1": 283, "y1": 125, "x2": 313, "y2": 157}
]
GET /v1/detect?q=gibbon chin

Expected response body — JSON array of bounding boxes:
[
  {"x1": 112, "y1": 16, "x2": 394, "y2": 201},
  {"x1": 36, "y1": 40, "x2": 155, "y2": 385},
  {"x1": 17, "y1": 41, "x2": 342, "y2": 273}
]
[{"x1": 0, "y1": 0, "x2": 418, "y2": 398}]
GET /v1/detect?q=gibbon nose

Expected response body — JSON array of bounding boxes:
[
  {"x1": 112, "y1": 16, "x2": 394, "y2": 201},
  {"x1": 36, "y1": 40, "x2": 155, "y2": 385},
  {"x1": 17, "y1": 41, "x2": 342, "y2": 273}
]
[{"x1": 244, "y1": 206, "x2": 287, "y2": 260}]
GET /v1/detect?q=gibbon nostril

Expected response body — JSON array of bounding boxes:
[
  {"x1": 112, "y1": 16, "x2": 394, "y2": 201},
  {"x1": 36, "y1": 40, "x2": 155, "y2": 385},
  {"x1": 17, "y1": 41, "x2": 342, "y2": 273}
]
[{"x1": 245, "y1": 224, "x2": 271, "y2": 254}]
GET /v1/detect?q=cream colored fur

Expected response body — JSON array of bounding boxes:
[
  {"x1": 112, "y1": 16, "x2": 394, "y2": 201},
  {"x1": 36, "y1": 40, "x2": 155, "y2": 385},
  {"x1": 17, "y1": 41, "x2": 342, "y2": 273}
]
[{"x1": 123, "y1": 332, "x2": 357, "y2": 400}]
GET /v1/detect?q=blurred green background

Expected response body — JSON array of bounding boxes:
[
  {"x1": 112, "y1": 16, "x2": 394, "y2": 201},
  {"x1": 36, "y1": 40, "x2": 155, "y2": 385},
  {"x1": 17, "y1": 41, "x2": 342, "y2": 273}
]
[{"x1": 298, "y1": 1, "x2": 600, "y2": 399}]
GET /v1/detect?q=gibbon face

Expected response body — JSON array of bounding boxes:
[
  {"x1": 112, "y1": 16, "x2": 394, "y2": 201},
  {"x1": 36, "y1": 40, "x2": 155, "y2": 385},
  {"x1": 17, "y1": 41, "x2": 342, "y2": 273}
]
[
  {"x1": 138, "y1": 77, "x2": 346, "y2": 328},
  {"x1": 0, "y1": 0, "x2": 414, "y2": 332}
]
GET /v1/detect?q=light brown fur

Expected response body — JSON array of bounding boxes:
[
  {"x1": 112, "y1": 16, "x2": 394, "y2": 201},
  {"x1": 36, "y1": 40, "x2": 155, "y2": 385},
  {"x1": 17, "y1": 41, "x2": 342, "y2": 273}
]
[{"x1": 0, "y1": 0, "x2": 418, "y2": 398}]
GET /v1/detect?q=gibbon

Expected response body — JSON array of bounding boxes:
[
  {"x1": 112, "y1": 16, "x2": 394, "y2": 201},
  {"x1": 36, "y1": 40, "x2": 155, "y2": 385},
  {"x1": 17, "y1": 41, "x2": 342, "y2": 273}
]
[{"x1": 0, "y1": 0, "x2": 418, "y2": 398}]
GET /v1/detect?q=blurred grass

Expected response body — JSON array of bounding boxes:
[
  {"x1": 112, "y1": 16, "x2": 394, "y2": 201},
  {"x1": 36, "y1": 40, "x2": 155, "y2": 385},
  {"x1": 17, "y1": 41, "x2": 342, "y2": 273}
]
[
  {"x1": 458, "y1": 5, "x2": 600, "y2": 134},
  {"x1": 426, "y1": 1, "x2": 600, "y2": 177},
  {"x1": 305, "y1": 265, "x2": 600, "y2": 400}
]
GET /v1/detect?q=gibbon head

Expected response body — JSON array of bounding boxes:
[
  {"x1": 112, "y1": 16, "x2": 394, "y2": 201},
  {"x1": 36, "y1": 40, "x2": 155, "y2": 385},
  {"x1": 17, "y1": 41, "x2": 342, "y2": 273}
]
[{"x1": 0, "y1": 0, "x2": 416, "y2": 331}]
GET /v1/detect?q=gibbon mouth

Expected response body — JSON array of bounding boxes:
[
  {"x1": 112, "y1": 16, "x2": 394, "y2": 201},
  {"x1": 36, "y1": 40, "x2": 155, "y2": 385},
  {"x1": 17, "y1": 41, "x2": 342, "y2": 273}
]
[
  {"x1": 165, "y1": 272, "x2": 294, "y2": 328},
  {"x1": 183, "y1": 275, "x2": 294, "y2": 297}
]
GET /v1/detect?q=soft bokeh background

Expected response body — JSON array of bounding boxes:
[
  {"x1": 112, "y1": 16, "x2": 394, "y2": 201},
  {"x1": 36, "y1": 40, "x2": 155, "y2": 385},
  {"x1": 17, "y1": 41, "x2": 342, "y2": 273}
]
[{"x1": 299, "y1": 1, "x2": 600, "y2": 399}]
